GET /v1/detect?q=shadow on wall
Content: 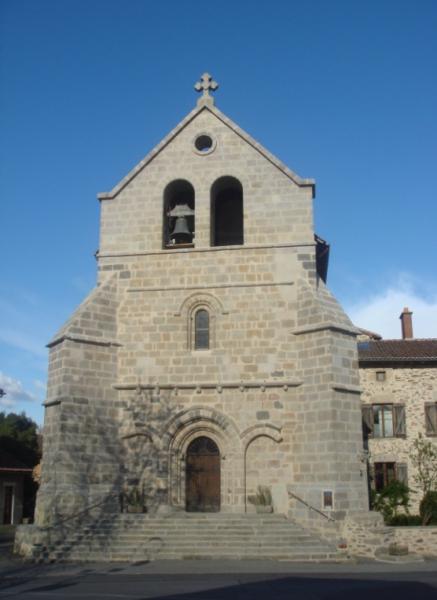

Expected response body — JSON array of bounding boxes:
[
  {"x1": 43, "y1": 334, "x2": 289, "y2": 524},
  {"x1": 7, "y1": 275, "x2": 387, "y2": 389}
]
[{"x1": 18, "y1": 388, "x2": 182, "y2": 561}]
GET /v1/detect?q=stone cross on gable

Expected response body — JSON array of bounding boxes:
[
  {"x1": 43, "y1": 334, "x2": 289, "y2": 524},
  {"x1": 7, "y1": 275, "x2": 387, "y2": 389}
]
[{"x1": 194, "y1": 72, "x2": 219, "y2": 106}]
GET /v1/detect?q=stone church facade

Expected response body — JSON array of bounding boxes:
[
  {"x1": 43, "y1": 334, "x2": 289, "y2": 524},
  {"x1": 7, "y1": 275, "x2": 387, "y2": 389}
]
[{"x1": 35, "y1": 74, "x2": 369, "y2": 531}]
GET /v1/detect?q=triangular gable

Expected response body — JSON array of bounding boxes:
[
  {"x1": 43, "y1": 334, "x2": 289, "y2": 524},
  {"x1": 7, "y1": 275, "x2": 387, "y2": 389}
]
[{"x1": 97, "y1": 104, "x2": 315, "y2": 201}]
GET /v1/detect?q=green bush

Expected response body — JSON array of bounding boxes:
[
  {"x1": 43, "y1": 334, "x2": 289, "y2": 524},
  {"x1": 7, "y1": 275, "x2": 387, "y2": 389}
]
[
  {"x1": 388, "y1": 514, "x2": 422, "y2": 526},
  {"x1": 372, "y1": 480, "x2": 410, "y2": 523},
  {"x1": 419, "y1": 491, "x2": 437, "y2": 525}
]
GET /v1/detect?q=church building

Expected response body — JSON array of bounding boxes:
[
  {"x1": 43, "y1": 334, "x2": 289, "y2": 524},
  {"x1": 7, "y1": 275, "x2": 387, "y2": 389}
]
[{"x1": 33, "y1": 74, "x2": 371, "y2": 545}]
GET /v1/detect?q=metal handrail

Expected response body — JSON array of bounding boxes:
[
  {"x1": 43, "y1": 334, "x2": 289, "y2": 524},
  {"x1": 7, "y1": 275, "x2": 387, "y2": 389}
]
[
  {"x1": 38, "y1": 491, "x2": 121, "y2": 532},
  {"x1": 288, "y1": 491, "x2": 336, "y2": 523}
]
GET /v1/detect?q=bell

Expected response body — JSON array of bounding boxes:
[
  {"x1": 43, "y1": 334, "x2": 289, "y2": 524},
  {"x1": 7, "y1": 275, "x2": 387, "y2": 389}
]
[
  {"x1": 170, "y1": 216, "x2": 192, "y2": 244},
  {"x1": 167, "y1": 203, "x2": 195, "y2": 218}
]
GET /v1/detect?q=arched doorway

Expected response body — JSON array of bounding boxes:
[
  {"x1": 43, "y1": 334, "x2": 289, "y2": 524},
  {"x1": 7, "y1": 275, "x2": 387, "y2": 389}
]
[{"x1": 186, "y1": 436, "x2": 220, "y2": 512}]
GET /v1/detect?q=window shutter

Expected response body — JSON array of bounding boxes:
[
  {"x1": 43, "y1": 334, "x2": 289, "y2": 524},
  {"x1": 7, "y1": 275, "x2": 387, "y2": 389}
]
[
  {"x1": 396, "y1": 463, "x2": 408, "y2": 486},
  {"x1": 393, "y1": 405, "x2": 406, "y2": 437},
  {"x1": 362, "y1": 406, "x2": 374, "y2": 437},
  {"x1": 425, "y1": 404, "x2": 437, "y2": 436},
  {"x1": 368, "y1": 463, "x2": 375, "y2": 491}
]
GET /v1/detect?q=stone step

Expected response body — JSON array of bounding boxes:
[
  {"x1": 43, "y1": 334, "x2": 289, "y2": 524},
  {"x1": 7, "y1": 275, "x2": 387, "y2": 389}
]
[
  {"x1": 53, "y1": 552, "x2": 344, "y2": 563},
  {"x1": 79, "y1": 527, "x2": 298, "y2": 534},
  {"x1": 71, "y1": 531, "x2": 315, "y2": 539},
  {"x1": 33, "y1": 514, "x2": 340, "y2": 564}
]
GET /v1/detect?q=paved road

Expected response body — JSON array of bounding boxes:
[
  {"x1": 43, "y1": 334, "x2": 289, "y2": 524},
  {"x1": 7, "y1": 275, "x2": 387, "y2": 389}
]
[{"x1": 1, "y1": 558, "x2": 437, "y2": 599}]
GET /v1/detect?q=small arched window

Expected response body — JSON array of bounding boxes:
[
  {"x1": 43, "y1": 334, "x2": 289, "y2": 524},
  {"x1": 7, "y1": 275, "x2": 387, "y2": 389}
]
[
  {"x1": 163, "y1": 179, "x2": 195, "y2": 249},
  {"x1": 211, "y1": 176, "x2": 243, "y2": 246},
  {"x1": 194, "y1": 309, "x2": 210, "y2": 350}
]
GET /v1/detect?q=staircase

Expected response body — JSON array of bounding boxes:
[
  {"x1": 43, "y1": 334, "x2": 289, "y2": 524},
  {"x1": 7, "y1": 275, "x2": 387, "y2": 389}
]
[{"x1": 34, "y1": 513, "x2": 345, "y2": 563}]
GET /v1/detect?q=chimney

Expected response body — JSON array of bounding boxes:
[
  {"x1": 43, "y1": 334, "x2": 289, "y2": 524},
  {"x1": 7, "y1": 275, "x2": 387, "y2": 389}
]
[{"x1": 400, "y1": 307, "x2": 413, "y2": 339}]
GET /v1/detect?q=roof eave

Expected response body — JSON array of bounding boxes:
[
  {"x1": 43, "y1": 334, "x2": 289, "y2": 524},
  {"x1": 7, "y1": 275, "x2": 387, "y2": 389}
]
[{"x1": 359, "y1": 358, "x2": 437, "y2": 366}]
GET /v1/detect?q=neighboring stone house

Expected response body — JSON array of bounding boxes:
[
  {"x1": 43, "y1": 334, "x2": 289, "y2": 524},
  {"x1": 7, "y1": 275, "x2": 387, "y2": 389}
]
[
  {"x1": 0, "y1": 450, "x2": 32, "y2": 524},
  {"x1": 33, "y1": 74, "x2": 372, "y2": 547},
  {"x1": 358, "y1": 308, "x2": 437, "y2": 510}
]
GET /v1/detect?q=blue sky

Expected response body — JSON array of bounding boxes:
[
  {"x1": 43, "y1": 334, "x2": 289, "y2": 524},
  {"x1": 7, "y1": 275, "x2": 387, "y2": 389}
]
[{"x1": 1, "y1": 0, "x2": 436, "y2": 424}]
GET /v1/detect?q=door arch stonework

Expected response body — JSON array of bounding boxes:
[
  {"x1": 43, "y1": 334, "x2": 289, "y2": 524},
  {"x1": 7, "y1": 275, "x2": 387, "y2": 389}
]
[{"x1": 165, "y1": 407, "x2": 243, "y2": 512}]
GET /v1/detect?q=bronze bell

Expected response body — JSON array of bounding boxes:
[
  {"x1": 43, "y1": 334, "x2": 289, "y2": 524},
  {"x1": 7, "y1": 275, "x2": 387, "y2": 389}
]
[{"x1": 170, "y1": 216, "x2": 192, "y2": 244}]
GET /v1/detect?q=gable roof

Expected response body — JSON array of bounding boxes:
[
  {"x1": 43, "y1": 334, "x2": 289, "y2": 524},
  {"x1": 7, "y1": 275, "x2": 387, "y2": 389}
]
[
  {"x1": 358, "y1": 339, "x2": 437, "y2": 364},
  {"x1": 97, "y1": 104, "x2": 315, "y2": 201}
]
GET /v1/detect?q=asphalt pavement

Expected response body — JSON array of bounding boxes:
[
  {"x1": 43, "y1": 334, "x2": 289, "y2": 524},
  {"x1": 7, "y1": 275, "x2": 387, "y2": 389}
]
[{"x1": 1, "y1": 547, "x2": 437, "y2": 599}]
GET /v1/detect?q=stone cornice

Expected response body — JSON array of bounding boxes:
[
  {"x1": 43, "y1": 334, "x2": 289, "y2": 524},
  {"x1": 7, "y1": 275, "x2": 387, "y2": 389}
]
[
  {"x1": 332, "y1": 383, "x2": 362, "y2": 394},
  {"x1": 128, "y1": 281, "x2": 294, "y2": 294},
  {"x1": 113, "y1": 379, "x2": 303, "y2": 393},
  {"x1": 97, "y1": 241, "x2": 316, "y2": 260},
  {"x1": 292, "y1": 322, "x2": 359, "y2": 337},
  {"x1": 47, "y1": 334, "x2": 122, "y2": 349}
]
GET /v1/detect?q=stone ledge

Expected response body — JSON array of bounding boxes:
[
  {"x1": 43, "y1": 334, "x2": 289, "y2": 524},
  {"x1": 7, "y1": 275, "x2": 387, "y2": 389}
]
[
  {"x1": 292, "y1": 322, "x2": 359, "y2": 337},
  {"x1": 332, "y1": 384, "x2": 363, "y2": 394},
  {"x1": 47, "y1": 334, "x2": 122, "y2": 349},
  {"x1": 129, "y1": 281, "x2": 295, "y2": 293},
  {"x1": 114, "y1": 379, "x2": 303, "y2": 392},
  {"x1": 97, "y1": 241, "x2": 316, "y2": 259}
]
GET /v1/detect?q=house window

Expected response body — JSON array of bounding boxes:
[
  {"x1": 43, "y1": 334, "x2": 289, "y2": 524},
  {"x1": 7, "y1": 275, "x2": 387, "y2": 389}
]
[
  {"x1": 373, "y1": 404, "x2": 393, "y2": 437},
  {"x1": 373, "y1": 462, "x2": 408, "y2": 492},
  {"x1": 425, "y1": 403, "x2": 437, "y2": 436},
  {"x1": 211, "y1": 176, "x2": 243, "y2": 246},
  {"x1": 163, "y1": 179, "x2": 195, "y2": 248},
  {"x1": 376, "y1": 371, "x2": 386, "y2": 382},
  {"x1": 194, "y1": 309, "x2": 209, "y2": 350},
  {"x1": 362, "y1": 404, "x2": 406, "y2": 439}
]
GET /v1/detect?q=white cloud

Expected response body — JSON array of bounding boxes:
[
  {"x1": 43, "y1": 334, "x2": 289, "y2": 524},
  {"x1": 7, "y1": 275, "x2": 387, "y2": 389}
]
[
  {"x1": 0, "y1": 372, "x2": 40, "y2": 408},
  {"x1": 346, "y1": 276, "x2": 437, "y2": 339}
]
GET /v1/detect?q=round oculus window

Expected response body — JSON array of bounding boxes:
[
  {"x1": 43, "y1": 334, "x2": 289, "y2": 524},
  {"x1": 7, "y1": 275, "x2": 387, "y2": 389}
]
[{"x1": 193, "y1": 134, "x2": 216, "y2": 155}]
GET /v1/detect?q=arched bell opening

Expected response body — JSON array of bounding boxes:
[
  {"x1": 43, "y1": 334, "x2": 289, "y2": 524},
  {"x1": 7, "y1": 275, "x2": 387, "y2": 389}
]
[
  {"x1": 163, "y1": 179, "x2": 195, "y2": 249},
  {"x1": 211, "y1": 176, "x2": 243, "y2": 246},
  {"x1": 185, "y1": 436, "x2": 220, "y2": 512}
]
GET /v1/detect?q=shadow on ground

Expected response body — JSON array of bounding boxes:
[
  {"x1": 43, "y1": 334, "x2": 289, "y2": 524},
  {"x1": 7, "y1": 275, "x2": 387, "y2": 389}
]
[{"x1": 1, "y1": 569, "x2": 437, "y2": 600}]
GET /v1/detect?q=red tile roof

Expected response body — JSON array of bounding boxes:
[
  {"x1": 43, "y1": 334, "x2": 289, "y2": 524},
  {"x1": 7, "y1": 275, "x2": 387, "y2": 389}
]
[{"x1": 358, "y1": 339, "x2": 437, "y2": 363}]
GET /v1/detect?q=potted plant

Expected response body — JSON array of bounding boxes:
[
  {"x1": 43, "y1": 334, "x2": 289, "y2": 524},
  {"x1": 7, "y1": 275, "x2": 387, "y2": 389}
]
[
  {"x1": 124, "y1": 486, "x2": 146, "y2": 513},
  {"x1": 247, "y1": 485, "x2": 273, "y2": 513}
]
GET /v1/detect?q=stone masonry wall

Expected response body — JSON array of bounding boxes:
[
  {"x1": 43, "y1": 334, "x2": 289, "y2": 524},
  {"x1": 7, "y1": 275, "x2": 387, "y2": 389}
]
[
  {"x1": 98, "y1": 108, "x2": 314, "y2": 258},
  {"x1": 35, "y1": 277, "x2": 122, "y2": 525},
  {"x1": 35, "y1": 100, "x2": 371, "y2": 528},
  {"x1": 360, "y1": 365, "x2": 437, "y2": 512}
]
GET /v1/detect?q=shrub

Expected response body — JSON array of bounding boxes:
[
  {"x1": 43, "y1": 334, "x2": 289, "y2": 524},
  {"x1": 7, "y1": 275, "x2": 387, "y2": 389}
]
[
  {"x1": 248, "y1": 485, "x2": 272, "y2": 506},
  {"x1": 372, "y1": 480, "x2": 410, "y2": 523},
  {"x1": 388, "y1": 514, "x2": 422, "y2": 526},
  {"x1": 419, "y1": 491, "x2": 437, "y2": 525},
  {"x1": 411, "y1": 434, "x2": 437, "y2": 495}
]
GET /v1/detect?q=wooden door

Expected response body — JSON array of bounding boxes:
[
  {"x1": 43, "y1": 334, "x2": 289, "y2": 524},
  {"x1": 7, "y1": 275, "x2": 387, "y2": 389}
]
[
  {"x1": 186, "y1": 437, "x2": 220, "y2": 512},
  {"x1": 3, "y1": 485, "x2": 14, "y2": 524}
]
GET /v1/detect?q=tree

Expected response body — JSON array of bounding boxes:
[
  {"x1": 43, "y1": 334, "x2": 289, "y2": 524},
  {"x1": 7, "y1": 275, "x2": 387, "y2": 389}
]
[
  {"x1": 0, "y1": 411, "x2": 40, "y2": 467},
  {"x1": 410, "y1": 434, "x2": 437, "y2": 496}
]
